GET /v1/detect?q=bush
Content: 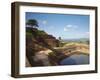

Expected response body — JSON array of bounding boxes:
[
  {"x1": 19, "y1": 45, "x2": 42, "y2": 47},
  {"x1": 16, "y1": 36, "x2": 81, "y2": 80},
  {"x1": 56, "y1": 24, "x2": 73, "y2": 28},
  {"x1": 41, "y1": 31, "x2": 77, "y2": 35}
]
[
  {"x1": 36, "y1": 30, "x2": 46, "y2": 35},
  {"x1": 48, "y1": 52, "x2": 56, "y2": 57}
]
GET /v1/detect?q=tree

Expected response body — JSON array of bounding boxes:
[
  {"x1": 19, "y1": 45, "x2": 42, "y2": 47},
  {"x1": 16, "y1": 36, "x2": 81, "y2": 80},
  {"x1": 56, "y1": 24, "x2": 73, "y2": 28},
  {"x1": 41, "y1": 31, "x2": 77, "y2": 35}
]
[
  {"x1": 26, "y1": 19, "x2": 39, "y2": 28},
  {"x1": 59, "y1": 37, "x2": 61, "y2": 41}
]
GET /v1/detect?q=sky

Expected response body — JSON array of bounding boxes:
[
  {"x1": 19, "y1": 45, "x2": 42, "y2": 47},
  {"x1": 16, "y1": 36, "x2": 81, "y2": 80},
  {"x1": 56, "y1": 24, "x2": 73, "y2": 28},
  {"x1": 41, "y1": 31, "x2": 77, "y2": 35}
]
[{"x1": 26, "y1": 12, "x2": 90, "y2": 40}]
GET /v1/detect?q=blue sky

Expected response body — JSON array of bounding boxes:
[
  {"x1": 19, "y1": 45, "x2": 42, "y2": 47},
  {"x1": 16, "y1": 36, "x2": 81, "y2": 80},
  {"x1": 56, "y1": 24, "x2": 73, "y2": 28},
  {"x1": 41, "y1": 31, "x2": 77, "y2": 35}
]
[{"x1": 26, "y1": 12, "x2": 90, "y2": 39}]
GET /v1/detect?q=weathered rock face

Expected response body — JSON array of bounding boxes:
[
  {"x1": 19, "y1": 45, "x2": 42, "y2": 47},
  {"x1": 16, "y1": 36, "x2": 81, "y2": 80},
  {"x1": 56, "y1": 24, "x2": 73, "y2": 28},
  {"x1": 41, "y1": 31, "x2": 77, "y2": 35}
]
[
  {"x1": 37, "y1": 34, "x2": 58, "y2": 47},
  {"x1": 39, "y1": 36, "x2": 60, "y2": 47},
  {"x1": 26, "y1": 27, "x2": 60, "y2": 67}
]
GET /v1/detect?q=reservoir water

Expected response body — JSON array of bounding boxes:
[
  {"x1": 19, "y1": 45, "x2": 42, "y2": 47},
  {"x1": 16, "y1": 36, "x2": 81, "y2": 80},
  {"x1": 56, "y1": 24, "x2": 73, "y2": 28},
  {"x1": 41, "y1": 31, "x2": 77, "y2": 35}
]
[{"x1": 60, "y1": 54, "x2": 89, "y2": 65}]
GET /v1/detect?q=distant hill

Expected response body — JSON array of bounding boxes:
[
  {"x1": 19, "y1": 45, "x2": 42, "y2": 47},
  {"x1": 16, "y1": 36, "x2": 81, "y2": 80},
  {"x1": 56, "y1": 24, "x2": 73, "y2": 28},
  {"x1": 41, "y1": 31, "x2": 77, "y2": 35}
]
[{"x1": 61, "y1": 38, "x2": 89, "y2": 44}]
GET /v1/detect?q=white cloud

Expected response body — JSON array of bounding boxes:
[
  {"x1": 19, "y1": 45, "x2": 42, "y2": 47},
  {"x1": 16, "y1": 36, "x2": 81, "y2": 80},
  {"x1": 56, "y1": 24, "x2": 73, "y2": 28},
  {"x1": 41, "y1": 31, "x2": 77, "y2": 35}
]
[
  {"x1": 64, "y1": 24, "x2": 78, "y2": 32},
  {"x1": 66, "y1": 24, "x2": 78, "y2": 28},
  {"x1": 66, "y1": 25, "x2": 72, "y2": 28},
  {"x1": 42, "y1": 20, "x2": 47, "y2": 25},
  {"x1": 64, "y1": 27, "x2": 69, "y2": 31}
]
